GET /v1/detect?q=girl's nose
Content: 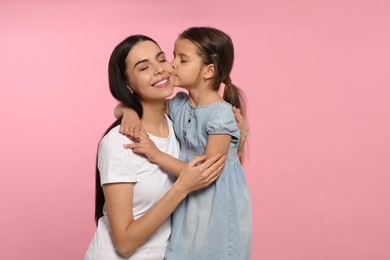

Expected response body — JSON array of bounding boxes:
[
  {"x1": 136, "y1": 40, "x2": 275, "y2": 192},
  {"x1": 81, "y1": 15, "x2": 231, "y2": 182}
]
[{"x1": 170, "y1": 59, "x2": 177, "y2": 69}]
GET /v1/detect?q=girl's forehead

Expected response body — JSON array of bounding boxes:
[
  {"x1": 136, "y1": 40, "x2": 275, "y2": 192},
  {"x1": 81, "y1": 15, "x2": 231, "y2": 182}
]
[
  {"x1": 175, "y1": 37, "x2": 192, "y2": 46},
  {"x1": 174, "y1": 38, "x2": 198, "y2": 53}
]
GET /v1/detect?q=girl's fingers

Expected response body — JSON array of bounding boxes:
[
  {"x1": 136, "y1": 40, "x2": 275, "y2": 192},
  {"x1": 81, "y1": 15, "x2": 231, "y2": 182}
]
[
  {"x1": 124, "y1": 143, "x2": 136, "y2": 149},
  {"x1": 133, "y1": 126, "x2": 139, "y2": 140},
  {"x1": 140, "y1": 126, "x2": 149, "y2": 137},
  {"x1": 120, "y1": 125, "x2": 139, "y2": 138},
  {"x1": 124, "y1": 143, "x2": 147, "y2": 149},
  {"x1": 138, "y1": 130, "x2": 149, "y2": 140}
]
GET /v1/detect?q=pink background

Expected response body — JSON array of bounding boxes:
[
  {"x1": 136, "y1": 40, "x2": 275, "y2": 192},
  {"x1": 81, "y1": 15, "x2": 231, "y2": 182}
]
[{"x1": 1, "y1": 0, "x2": 390, "y2": 259}]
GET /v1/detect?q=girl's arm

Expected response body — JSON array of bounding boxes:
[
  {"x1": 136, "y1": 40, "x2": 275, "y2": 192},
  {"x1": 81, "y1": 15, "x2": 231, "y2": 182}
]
[
  {"x1": 124, "y1": 106, "x2": 246, "y2": 175},
  {"x1": 125, "y1": 127, "x2": 187, "y2": 177},
  {"x1": 104, "y1": 153, "x2": 226, "y2": 257},
  {"x1": 204, "y1": 134, "x2": 232, "y2": 159},
  {"x1": 126, "y1": 128, "x2": 232, "y2": 176},
  {"x1": 114, "y1": 103, "x2": 142, "y2": 140},
  {"x1": 114, "y1": 100, "x2": 170, "y2": 140},
  {"x1": 204, "y1": 106, "x2": 243, "y2": 161},
  {"x1": 116, "y1": 102, "x2": 247, "y2": 162}
]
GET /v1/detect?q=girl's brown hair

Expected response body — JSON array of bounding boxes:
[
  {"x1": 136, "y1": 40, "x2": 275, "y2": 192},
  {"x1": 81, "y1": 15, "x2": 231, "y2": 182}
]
[{"x1": 179, "y1": 27, "x2": 246, "y2": 117}]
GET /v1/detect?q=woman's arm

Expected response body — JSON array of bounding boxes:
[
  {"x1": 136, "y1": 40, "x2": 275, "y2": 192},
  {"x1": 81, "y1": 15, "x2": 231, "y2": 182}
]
[
  {"x1": 232, "y1": 106, "x2": 249, "y2": 162},
  {"x1": 103, "y1": 154, "x2": 225, "y2": 257}
]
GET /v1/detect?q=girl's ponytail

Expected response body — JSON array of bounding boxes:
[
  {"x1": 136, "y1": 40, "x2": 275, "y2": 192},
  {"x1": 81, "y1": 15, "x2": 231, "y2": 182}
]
[{"x1": 223, "y1": 77, "x2": 246, "y2": 118}]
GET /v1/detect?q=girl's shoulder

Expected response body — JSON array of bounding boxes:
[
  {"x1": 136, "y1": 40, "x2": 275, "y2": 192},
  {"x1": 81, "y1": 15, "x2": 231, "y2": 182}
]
[
  {"x1": 171, "y1": 91, "x2": 189, "y2": 103},
  {"x1": 202, "y1": 100, "x2": 233, "y2": 112},
  {"x1": 169, "y1": 92, "x2": 189, "y2": 119}
]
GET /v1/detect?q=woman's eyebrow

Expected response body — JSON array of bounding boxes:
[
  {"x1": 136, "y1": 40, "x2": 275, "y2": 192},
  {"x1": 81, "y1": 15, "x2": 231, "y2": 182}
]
[
  {"x1": 134, "y1": 59, "x2": 148, "y2": 69},
  {"x1": 134, "y1": 51, "x2": 165, "y2": 68},
  {"x1": 156, "y1": 51, "x2": 165, "y2": 58}
]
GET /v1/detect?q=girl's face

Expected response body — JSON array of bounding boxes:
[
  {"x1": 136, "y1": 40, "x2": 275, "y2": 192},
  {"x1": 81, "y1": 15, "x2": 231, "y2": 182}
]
[
  {"x1": 125, "y1": 40, "x2": 174, "y2": 101},
  {"x1": 171, "y1": 38, "x2": 207, "y2": 89}
]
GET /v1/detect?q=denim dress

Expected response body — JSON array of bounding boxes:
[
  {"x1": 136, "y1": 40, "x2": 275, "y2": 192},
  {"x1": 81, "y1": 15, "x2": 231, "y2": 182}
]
[{"x1": 165, "y1": 92, "x2": 252, "y2": 260}]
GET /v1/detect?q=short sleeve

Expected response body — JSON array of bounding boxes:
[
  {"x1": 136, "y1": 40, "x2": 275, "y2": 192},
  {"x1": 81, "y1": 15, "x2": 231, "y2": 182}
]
[
  {"x1": 205, "y1": 103, "x2": 240, "y2": 143},
  {"x1": 168, "y1": 91, "x2": 188, "y2": 122},
  {"x1": 98, "y1": 127, "x2": 138, "y2": 185}
]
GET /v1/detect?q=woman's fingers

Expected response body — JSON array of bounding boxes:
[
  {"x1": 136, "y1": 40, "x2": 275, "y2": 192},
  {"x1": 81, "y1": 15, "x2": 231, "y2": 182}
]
[
  {"x1": 233, "y1": 106, "x2": 248, "y2": 133},
  {"x1": 195, "y1": 153, "x2": 223, "y2": 171},
  {"x1": 187, "y1": 155, "x2": 207, "y2": 168},
  {"x1": 200, "y1": 154, "x2": 225, "y2": 173},
  {"x1": 192, "y1": 154, "x2": 226, "y2": 188},
  {"x1": 204, "y1": 159, "x2": 225, "y2": 185}
]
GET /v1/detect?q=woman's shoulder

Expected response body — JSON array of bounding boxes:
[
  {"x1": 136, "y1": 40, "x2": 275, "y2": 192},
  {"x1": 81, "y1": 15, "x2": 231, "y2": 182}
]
[{"x1": 100, "y1": 125, "x2": 134, "y2": 148}]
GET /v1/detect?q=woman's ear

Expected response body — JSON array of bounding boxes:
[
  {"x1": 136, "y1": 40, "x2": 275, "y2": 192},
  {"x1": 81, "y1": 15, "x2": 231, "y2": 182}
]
[{"x1": 126, "y1": 85, "x2": 134, "y2": 94}]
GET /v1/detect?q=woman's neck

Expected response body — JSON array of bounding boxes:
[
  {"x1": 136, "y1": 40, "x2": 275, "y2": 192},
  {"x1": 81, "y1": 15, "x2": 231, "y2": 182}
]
[{"x1": 141, "y1": 101, "x2": 169, "y2": 138}]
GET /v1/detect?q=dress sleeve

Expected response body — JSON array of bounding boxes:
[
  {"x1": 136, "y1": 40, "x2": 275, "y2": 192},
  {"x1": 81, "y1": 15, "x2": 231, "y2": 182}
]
[
  {"x1": 98, "y1": 129, "x2": 138, "y2": 185},
  {"x1": 205, "y1": 103, "x2": 240, "y2": 143},
  {"x1": 168, "y1": 91, "x2": 188, "y2": 122}
]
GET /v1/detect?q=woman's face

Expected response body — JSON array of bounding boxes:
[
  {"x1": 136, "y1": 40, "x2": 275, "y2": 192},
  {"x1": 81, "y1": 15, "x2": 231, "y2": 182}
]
[
  {"x1": 171, "y1": 37, "x2": 206, "y2": 89},
  {"x1": 125, "y1": 40, "x2": 174, "y2": 101}
]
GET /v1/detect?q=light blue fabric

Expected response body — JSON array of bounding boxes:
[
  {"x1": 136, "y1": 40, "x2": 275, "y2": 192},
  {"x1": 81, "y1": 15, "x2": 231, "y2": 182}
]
[{"x1": 166, "y1": 92, "x2": 252, "y2": 260}]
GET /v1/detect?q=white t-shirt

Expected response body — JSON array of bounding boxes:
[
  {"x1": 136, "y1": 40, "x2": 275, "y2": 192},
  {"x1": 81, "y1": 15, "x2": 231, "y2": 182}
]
[{"x1": 85, "y1": 116, "x2": 180, "y2": 260}]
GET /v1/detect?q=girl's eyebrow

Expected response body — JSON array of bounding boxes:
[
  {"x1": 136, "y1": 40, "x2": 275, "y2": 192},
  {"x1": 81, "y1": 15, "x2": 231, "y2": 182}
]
[
  {"x1": 134, "y1": 51, "x2": 165, "y2": 68},
  {"x1": 173, "y1": 52, "x2": 190, "y2": 57}
]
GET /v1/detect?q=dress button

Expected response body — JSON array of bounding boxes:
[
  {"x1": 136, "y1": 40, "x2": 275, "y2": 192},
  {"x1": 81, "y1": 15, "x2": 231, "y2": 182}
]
[{"x1": 188, "y1": 119, "x2": 191, "y2": 123}]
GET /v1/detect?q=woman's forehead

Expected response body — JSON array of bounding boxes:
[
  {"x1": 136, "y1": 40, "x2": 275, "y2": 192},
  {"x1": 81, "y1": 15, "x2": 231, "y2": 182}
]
[{"x1": 126, "y1": 41, "x2": 162, "y2": 64}]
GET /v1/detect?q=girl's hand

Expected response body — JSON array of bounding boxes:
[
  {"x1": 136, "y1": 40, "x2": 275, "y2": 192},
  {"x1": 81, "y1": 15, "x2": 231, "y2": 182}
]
[
  {"x1": 119, "y1": 107, "x2": 142, "y2": 140},
  {"x1": 124, "y1": 127, "x2": 161, "y2": 163},
  {"x1": 176, "y1": 154, "x2": 226, "y2": 193}
]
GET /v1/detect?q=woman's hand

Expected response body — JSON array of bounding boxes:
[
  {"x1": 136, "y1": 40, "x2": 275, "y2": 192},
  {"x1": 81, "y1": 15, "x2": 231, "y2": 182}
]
[
  {"x1": 176, "y1": 154, "x2": 226, "y2": 193},
  {"x1": 232, "y1": 106, "x2": 248, "y2": 161},
  {"x1": 124, "y1": 127, "x2": 161, "y2": 163}
]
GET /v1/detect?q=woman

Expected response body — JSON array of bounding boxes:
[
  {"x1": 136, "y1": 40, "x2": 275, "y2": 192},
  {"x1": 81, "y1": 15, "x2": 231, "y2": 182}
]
[{"x1": 84, "y1": 35, "x2": 226, "y2": 259}]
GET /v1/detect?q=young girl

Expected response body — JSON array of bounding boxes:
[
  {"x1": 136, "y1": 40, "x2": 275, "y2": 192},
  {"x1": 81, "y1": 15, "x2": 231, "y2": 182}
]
[
  {"x1": 85, "y1": 35, "x2": 227, "y2": 260},
  {"x1": 118, "y1": 27, "x2": 252, "y2": 259}
]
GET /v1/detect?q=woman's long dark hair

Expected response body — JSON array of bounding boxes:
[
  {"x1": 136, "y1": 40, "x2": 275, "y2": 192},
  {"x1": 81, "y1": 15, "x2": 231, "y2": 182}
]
[{"x1": 95, "y1": 35, "x2": 159, "y2": 224}]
